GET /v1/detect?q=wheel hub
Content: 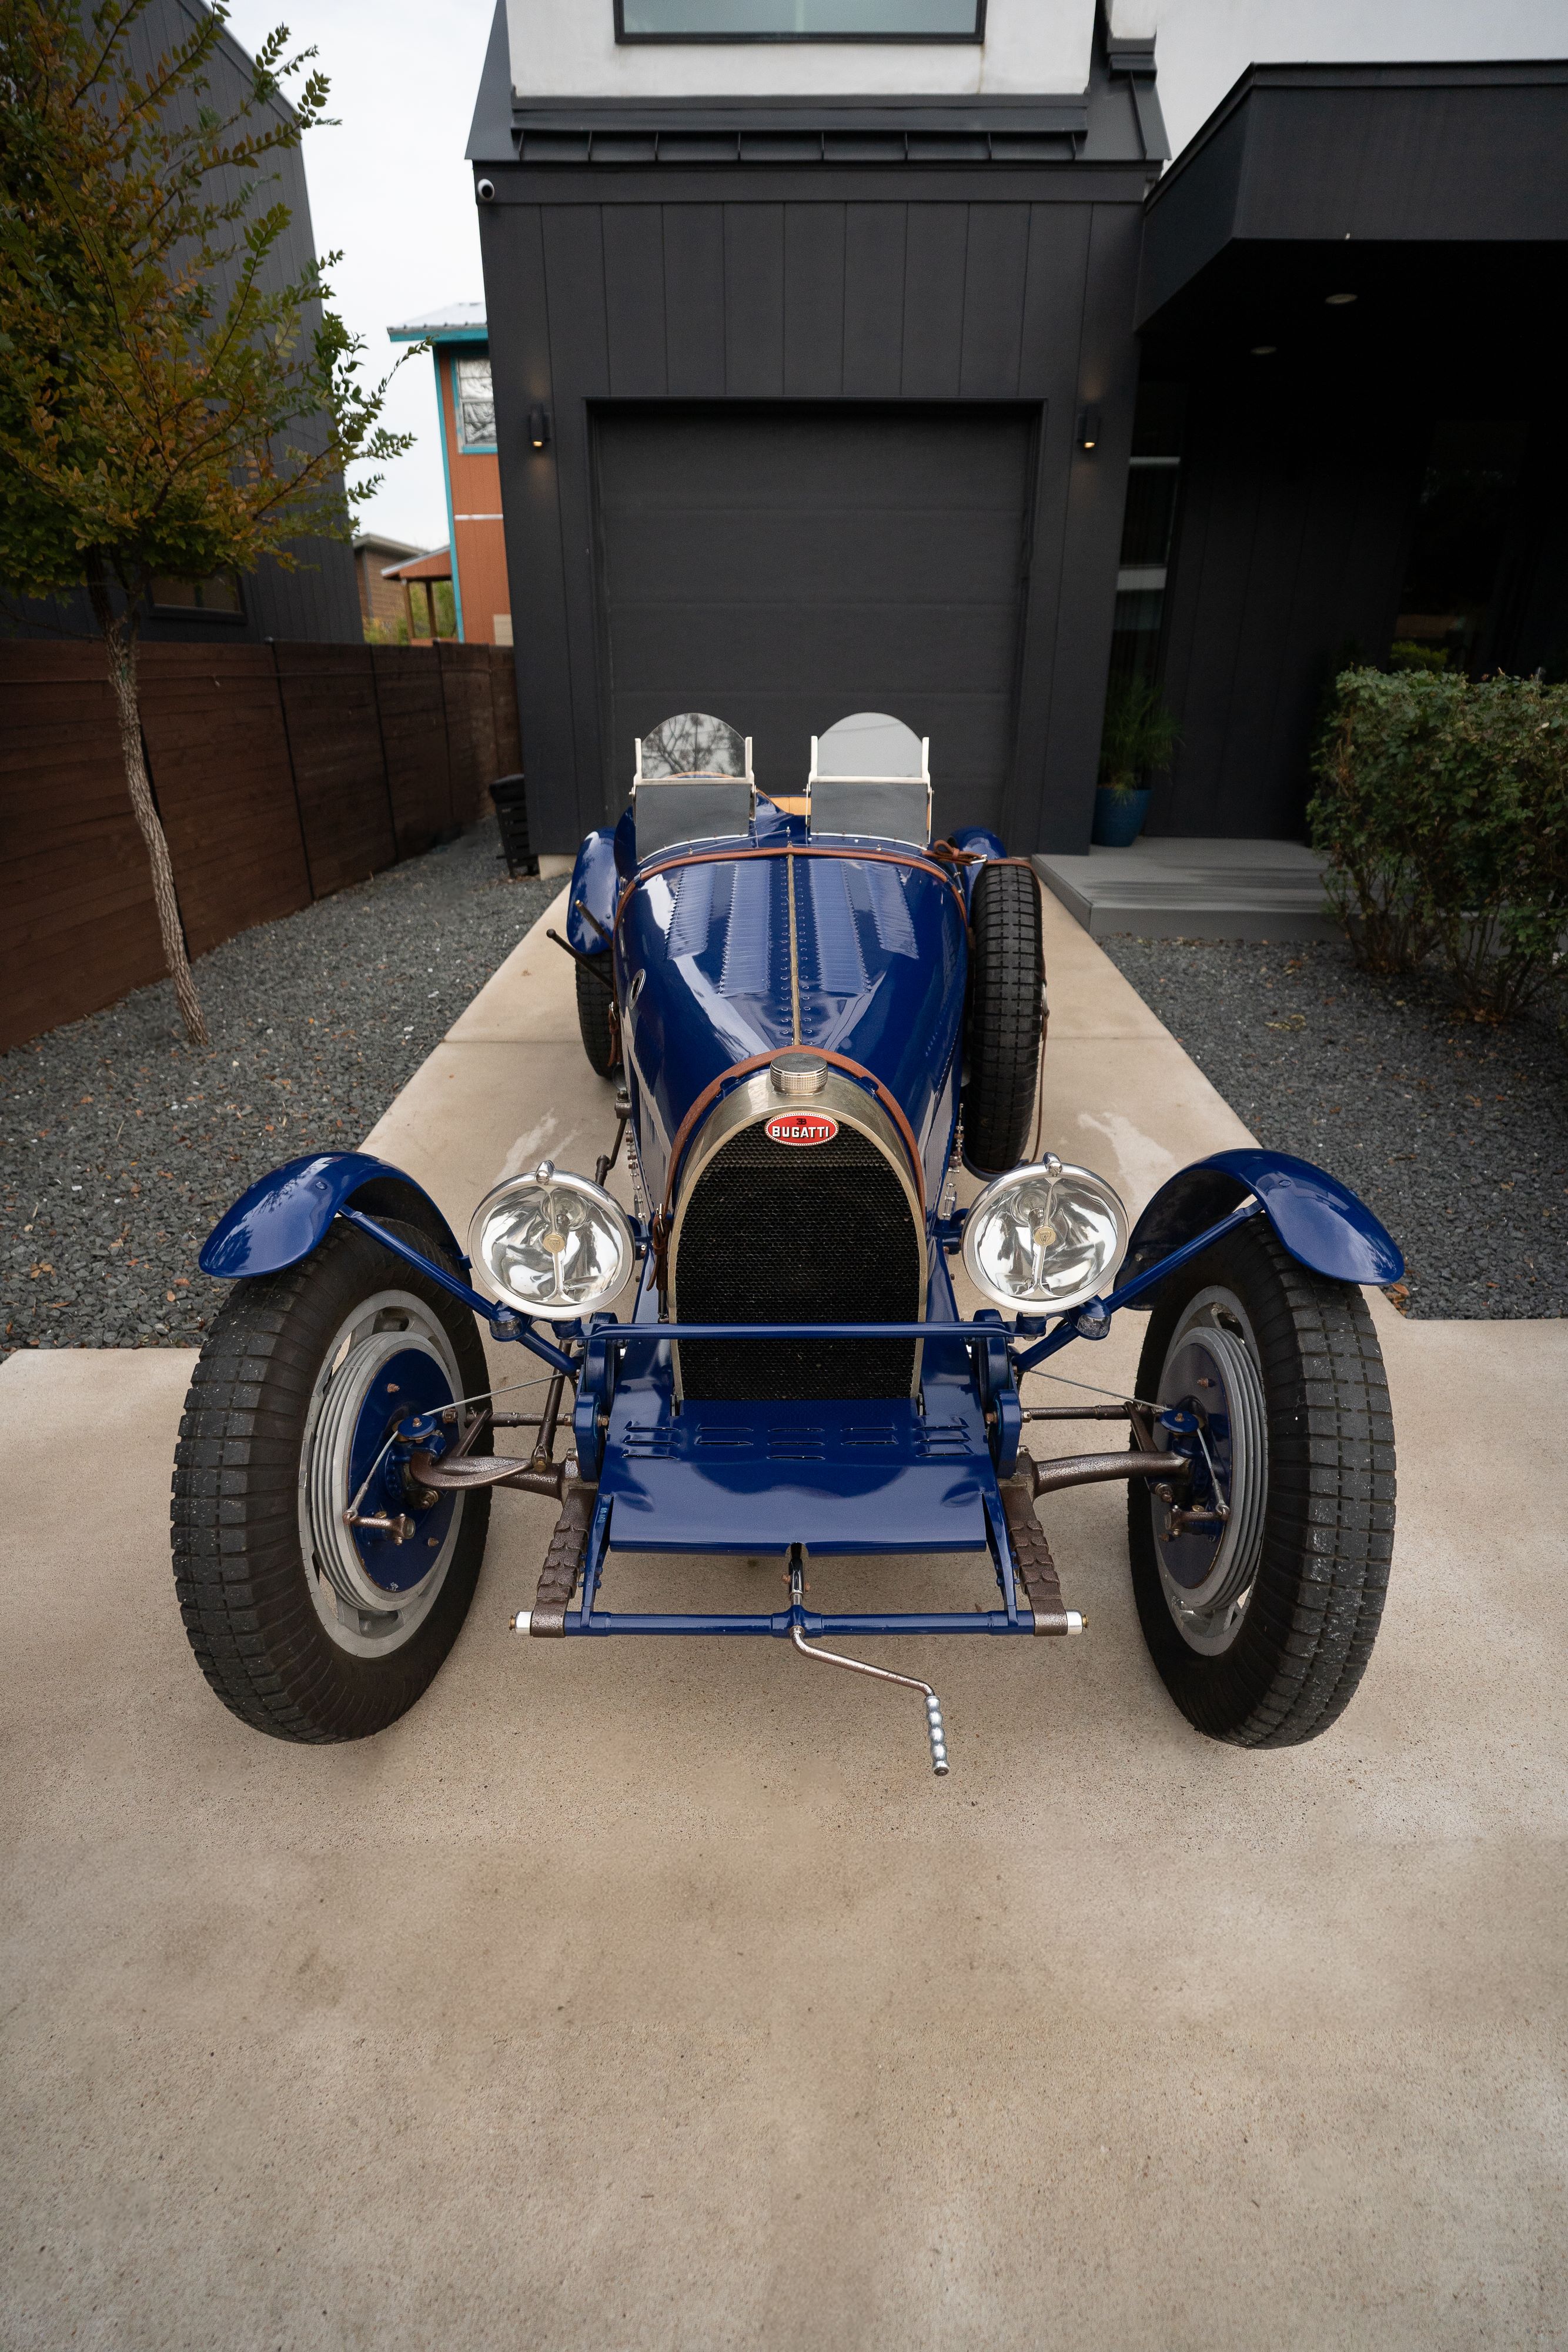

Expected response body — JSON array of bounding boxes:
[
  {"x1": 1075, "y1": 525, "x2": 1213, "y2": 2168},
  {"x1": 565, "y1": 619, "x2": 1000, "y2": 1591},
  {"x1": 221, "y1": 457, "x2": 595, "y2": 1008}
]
[
  {"x1": 309, "y1": 1332, "x2": 459, "y2": 1613},
  {"x1": 1152, "y1": 1299, "x2": 1268, "y2": 1653}
]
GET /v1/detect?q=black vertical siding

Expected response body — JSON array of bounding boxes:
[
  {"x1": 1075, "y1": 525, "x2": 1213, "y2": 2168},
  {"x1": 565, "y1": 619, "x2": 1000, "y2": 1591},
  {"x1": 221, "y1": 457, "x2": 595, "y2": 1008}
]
[
  {"x1": 724, "y1": 205, "x2": 787, "y2": 395},
  {"x1": 1029, "y1": 203, "x2": 1144, "y2": 848},
  {"x1": 842, "y1": 205, "x2": 907, "y2": 396},
  {"x1": 604, "y1": 208, "x2": 667, "y2": 395},
  {"x1": 959, "y1": 206, "x2": 1030, "y2": 397},
  {"x1": 484, "y1": 202, "x2": 579, "y2": 818},
  {"x1": 1153, "y1": 380, "x2": 1417, "y2": 838},
  {"x1": 665, "y1": 206, "x2": 726, "y2": 395},
  {"x1": 784, "y1": 207, "x2": 848, "y2": 396},
  {"x1": 900, "y1": 206, "x2": 969, "y2": 399}
]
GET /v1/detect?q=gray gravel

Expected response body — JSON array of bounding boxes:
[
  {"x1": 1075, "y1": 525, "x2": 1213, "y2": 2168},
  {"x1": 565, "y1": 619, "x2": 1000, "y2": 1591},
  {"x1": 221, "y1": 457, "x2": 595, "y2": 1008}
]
[
  {"x1": 2, "y1": 820, "x2": 559, "y2": 1355},
  {"x1": 1099, "y1": 935, "x2": 1567, "y2": 1320}
]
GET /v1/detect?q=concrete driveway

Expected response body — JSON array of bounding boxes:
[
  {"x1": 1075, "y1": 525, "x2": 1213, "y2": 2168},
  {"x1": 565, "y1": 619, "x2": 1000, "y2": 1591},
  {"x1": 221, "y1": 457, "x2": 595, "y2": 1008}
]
[{"x1": 4, "y1": 894, "x2": 1565, "y2": 2351}]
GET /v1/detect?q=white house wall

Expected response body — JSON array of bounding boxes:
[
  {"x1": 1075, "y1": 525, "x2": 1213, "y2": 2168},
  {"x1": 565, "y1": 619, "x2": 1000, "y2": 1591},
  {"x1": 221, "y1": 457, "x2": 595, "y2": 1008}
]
[
  {"x1": 503, "y1": 0, "x2": 1094, "y2": 99},
  {"x1": 506, "y1": 0, "x2": 1568, "y2": 143},
  {"x1": 1108, "y1": 0, "x2": 1568, "y2": 158}
]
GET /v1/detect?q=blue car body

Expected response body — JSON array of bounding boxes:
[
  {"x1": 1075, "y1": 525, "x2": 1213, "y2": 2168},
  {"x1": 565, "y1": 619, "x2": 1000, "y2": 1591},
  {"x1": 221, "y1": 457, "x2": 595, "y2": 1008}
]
[{"x1": 200, "y1": 749, "x2": 1401, "y2": 1661}]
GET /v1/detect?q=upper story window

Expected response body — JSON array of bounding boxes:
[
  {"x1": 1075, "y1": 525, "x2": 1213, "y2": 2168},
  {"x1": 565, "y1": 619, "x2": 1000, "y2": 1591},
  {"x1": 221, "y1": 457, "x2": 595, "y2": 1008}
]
[
  {"x1": 453, "y1": 353, "x2": 496, "y2": 453},
  {"x1": 616, "y1": 0, "x2": 983, "y2": 39}
]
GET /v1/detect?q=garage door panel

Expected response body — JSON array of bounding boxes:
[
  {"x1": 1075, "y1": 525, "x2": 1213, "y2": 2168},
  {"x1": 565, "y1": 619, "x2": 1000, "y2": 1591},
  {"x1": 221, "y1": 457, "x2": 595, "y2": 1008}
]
[
  {"x1": 610, "y1": 604, "x2": 1022, "y2": 696},
  {"x1": 596, "y1": 405, "x2": 1032, "y2": 819},
  {"x1": 603, "y1": 513, "x2": 1025, "y2": 610},
  {"x1": 599, "y1": 412, "x2": 1028, "y2": 515}
]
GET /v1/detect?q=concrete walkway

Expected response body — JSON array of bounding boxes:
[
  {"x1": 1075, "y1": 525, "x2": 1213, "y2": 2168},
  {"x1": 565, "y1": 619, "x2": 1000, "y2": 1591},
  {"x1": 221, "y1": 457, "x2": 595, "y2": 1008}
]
[
  {"x1": 1035, "y1": 836, "x2": 1336, "y2": 941},
  {"x1": 4, "y1": 890, "x2": 1565, "y2": 2352}
]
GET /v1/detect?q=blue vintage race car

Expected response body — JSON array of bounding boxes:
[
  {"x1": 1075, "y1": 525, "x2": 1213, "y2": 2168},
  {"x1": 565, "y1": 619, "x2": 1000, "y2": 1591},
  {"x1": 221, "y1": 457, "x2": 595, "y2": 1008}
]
[{"x1": 175, "y1": 711, "x2": 1400, "y2": 1771}]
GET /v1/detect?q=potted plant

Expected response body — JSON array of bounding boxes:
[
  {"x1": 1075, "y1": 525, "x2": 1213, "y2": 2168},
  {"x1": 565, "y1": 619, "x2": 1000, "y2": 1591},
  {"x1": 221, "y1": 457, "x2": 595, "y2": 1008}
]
[{"x1": 1094, "y1": 679, "x2": 1180, "y2": 847}]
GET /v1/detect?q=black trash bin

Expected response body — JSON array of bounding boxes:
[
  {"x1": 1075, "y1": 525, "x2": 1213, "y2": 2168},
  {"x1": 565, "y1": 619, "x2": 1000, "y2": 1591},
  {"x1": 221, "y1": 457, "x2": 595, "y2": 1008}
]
[{"x1": 490, "y1": 773, "x2": 539, "y2": 878}]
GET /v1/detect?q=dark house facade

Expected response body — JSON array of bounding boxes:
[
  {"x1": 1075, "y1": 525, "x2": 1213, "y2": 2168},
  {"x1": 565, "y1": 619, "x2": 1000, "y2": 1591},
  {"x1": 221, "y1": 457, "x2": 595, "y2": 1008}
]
[{"x1": 470, "y1": 1, "x2": 1568, "y2": 857}]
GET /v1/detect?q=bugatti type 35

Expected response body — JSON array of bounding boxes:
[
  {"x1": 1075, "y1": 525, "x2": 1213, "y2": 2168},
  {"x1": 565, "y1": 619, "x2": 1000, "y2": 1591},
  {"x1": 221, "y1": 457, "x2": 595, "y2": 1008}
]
[{"x1": 175, "y1": 711, "x2": 1400, "y2": 1772}]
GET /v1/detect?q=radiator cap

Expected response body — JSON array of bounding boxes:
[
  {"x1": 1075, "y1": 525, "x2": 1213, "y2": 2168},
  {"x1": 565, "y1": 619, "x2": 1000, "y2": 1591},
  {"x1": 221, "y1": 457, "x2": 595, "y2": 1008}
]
[{"x1": 770, "y1": 1051, "x2": 827, "y2": 1098}]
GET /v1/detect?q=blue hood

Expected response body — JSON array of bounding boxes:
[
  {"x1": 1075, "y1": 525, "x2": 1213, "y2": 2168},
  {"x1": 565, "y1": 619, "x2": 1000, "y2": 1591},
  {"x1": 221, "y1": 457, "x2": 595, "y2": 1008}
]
[{"x1": 618, "y1": 844, "x2": 968, "y2": 1214}]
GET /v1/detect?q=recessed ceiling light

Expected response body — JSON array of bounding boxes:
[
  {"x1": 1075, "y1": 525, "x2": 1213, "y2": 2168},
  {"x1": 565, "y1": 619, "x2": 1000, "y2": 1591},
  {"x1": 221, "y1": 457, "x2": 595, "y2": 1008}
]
[
  {"x1": 1251, "y1": 344, "x2": 1277, "y2": 356},
  {"x1": 1325, "y1": 291, "x2": 1358, "y2": 306}
]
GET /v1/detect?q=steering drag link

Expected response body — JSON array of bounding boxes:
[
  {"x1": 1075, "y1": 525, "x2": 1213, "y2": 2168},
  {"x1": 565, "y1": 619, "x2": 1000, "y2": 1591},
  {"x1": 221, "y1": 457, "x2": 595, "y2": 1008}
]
[{"x1": 787, "y1": 1551, "x2": 949, "y2": 1776}]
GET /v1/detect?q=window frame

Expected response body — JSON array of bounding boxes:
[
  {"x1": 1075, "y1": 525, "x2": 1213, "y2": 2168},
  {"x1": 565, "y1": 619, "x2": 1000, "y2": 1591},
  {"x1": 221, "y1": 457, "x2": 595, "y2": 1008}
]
[
  {"x1": 452, "y1": 350, "x2": 498, "y2": 459},
  {"x1": 146, "y1": 569, "x2": 246, "y2": 623},
  {"x1": 614, "y1": 0, "x2": 985, "y2": 42}
]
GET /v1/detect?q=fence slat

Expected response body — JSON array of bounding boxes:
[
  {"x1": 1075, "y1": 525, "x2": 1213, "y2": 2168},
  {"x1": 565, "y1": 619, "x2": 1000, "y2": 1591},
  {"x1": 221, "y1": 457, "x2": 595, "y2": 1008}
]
[
  {"x1": 490, "y1": 645, "x2": 523, "y2": 780},
  {"x1": 274, "y1": 643, "x2": 398, "y2": 896},
  {"x1": 0, "y1": 644, "x2": 164, "y2": 1048},
  {"x1": 138, "y1": 644, "x2": 312, "y2": 959},
  {"x1": 0, "y1": 636, "x2": 523, "y2": 1050},
  {"x1": 372, "y1": 647, "x2": 453, "y2": 856}
]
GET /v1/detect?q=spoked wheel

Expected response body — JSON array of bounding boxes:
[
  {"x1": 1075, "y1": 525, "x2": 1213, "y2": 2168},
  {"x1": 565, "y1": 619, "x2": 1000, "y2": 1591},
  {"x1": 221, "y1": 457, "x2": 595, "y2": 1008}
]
[
  {"x1": 172, "y1": 1218, "x2": 491, "y2": 1742},
  {"x1": 1128, "y1": 1214, "x2": 1395, "y2": 1746}
]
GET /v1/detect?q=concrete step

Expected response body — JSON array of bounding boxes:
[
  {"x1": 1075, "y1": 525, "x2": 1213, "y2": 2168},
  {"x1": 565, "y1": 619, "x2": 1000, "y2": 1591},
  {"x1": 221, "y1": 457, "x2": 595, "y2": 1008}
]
[{"x1": 1032, "y1": 837, "x2": 1338, "y2": 941}]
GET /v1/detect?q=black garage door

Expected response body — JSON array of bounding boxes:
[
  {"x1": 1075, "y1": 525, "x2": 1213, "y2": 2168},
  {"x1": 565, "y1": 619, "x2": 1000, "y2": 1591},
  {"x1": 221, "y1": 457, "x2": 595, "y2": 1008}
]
[{"x1": 593, "y1": 405, "x2": 1034, "y2": 835}]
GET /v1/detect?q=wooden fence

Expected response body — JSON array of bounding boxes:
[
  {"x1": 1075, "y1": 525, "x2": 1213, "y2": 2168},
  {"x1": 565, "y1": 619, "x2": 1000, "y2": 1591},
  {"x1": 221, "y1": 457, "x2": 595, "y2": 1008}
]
[{"x1": 0, "y1": 639, "x2": 523, "y2": 1051}]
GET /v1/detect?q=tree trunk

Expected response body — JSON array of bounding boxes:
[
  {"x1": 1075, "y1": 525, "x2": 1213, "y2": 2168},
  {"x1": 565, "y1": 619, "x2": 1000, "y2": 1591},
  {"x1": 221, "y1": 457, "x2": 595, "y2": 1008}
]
[{"x1": 87, "y1": 570, "x2": 209, "y2": 1048}]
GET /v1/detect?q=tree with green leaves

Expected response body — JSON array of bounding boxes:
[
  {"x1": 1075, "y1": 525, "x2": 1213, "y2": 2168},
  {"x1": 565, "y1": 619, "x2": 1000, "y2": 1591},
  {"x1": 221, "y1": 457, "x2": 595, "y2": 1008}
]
[{"x1": 0, "y1": 0, "x2": 413, "y2": 1044}]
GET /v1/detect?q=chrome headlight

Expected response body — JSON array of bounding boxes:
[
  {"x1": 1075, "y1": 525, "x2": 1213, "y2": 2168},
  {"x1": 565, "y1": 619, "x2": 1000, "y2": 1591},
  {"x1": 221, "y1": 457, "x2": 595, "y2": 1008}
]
[
  {"x1": 962, "y1": 1156, "x2": 1128, "y2": 1315},
  {"x1": 468, "y1": 1161, "x2": 634, "y2": 1321}
]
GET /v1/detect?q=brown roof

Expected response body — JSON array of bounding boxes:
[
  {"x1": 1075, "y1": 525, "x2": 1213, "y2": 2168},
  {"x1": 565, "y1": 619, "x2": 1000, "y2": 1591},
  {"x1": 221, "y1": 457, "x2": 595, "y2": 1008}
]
[{"x1": 382, "y1": 547, "x2": 452, "y2": 582}]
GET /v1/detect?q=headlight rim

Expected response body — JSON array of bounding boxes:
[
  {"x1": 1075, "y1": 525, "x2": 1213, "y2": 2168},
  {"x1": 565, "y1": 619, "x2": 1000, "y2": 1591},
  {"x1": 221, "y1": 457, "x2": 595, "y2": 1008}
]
[
  {"x1": 961, "y1": 1156, "x2": 1128, "y2": 1316},
  {"x1": 467, "y1": 1162, "x2": 636, "y2": 1322}
]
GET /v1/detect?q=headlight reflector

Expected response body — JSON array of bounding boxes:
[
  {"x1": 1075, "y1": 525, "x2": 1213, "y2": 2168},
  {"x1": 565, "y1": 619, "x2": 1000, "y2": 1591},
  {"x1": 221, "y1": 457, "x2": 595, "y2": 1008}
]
[
  {"x1": 962, "y1": 1156, "x2": 1128, "y2": 1314},
  {"x1": 468, "y1": 1161, "x2": 634, "y2": 1321}
]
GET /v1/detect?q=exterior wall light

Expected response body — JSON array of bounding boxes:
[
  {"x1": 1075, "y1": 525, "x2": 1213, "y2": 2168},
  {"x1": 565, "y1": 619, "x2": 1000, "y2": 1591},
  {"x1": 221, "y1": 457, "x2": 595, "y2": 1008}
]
[
  {"x1": 1076, "y1": 405, "x2": 1101, "y2": 451},
  {"x1": 1325, "y1": 291, "x2": 1358, "y2": 305},
  {"x1": 1251, "y1": 344, "x2": 1277, "y2": 356},
  {"x1": 476, "y1": 177, "x2": 496, "y2": 202},
  {"x1": 527, "y1": 405, "x2": 551, "y2": 451}
]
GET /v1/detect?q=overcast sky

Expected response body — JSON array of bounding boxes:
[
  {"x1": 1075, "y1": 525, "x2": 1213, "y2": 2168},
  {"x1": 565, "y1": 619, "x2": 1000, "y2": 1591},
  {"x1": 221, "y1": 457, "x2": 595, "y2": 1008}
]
[{"x1": 223, "y1": 0, "x2": 497, "y2": 552}]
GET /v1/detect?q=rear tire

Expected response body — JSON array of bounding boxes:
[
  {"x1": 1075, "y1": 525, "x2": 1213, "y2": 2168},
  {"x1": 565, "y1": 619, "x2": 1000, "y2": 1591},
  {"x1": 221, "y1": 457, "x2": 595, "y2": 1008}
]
[
  {"x1": 576, "y1": 957, "x2": 619, "y2": 1077},
  {"x1": 964, "y1": 861, "x2": 1044, "y2": 1173},
  {"x1": 171, "y1": 1217, "x2": 491, "y2": 1743},
  {"x1": 1128, "y1": 1215, "x2": 1395, "y2": 1747}
]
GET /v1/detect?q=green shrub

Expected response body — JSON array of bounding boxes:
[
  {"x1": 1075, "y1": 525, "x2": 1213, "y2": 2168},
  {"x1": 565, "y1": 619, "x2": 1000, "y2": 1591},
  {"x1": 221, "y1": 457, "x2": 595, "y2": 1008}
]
[
  {"x1": 1098, "y1": 677, "x2": 1180, "y2": 795},
  {"x1": 1387, "y1": 639, "x2": 1450, "y2": 674},
  {"x1": 1309, "y1": 669, "x2": 1568, "y2": 1018}
]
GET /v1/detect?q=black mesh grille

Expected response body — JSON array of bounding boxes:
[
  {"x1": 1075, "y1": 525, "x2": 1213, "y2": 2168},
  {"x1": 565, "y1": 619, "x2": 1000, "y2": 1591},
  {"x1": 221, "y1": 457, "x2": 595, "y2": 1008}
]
[{"x1": 673, "y1": 1122, "x2": 922, "y2": 1401}]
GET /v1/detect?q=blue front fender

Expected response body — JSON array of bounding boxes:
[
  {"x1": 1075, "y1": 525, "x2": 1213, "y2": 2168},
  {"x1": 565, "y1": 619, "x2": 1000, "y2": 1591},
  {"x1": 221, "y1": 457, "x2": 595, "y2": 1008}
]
[
  {"x1": 1121, "y1": 1149, "x2": 1403, "y2": 1289},
  {"x1": 567, "y1": 827, "x2": 619, "y2": 955},
  {"x1": 198, "y1": 1153, "x2": 464, "y2": 1280}
]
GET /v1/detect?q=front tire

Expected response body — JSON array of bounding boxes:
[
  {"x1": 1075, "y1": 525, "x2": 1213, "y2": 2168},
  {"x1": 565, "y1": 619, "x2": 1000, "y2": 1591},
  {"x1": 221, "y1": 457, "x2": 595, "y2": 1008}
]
[
  {"x1": 172, "y1": 1218, "x2": 491, "y2": 1742},
  {"x1": 1128, "y1": 1214, "x2": 1395, "y2": 1746},
  {"x1": 964, "y1": 861, "x2": 1044, "y2": 1174},
  {"x1": 576, "y1": 957, "x2": 619, "y2": 1077}
]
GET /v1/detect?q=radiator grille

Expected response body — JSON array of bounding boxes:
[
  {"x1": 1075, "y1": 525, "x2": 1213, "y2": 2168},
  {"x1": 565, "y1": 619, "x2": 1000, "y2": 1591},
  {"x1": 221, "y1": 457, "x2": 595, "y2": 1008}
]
[{"x1": 673, "y1": 1122, "x2": 921, "y2": 1401}]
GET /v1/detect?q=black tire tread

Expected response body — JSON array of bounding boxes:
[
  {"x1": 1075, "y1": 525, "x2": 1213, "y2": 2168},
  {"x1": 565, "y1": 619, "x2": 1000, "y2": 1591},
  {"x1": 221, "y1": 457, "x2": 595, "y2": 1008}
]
[
  {"x1": 964, "y1": 861, "x2": 1044, "y2": 1174},
  {"x1": 1128, "y1": 1216, "x2": 1395, "y2": 1748},
  {"x1": 170, "y1": 1218, "x2": 490, "y2": 1743},
  {"x1": 576, "y1": 957, "x2": 618, "y2": 1077}
]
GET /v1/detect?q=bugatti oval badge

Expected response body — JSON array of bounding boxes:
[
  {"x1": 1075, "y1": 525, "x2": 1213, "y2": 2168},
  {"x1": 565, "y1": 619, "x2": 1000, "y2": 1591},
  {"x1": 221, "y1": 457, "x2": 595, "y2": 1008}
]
[{"x1": 764, "y1": 1111, "x2": 838, "y2": 1147}]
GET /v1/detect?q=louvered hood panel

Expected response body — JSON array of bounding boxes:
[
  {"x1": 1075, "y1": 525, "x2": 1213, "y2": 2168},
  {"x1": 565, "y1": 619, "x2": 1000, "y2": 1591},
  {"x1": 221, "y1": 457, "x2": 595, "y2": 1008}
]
[{"x1": 617, "y1": 850, "x2": 967, "y2": 1212}]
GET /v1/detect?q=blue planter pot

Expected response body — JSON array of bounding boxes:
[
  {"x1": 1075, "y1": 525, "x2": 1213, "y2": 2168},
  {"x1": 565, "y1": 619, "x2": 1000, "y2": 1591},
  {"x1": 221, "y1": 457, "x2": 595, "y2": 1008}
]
[{"x1": 1091, "y1": 786, "x2": 1152, "y2": 848}]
